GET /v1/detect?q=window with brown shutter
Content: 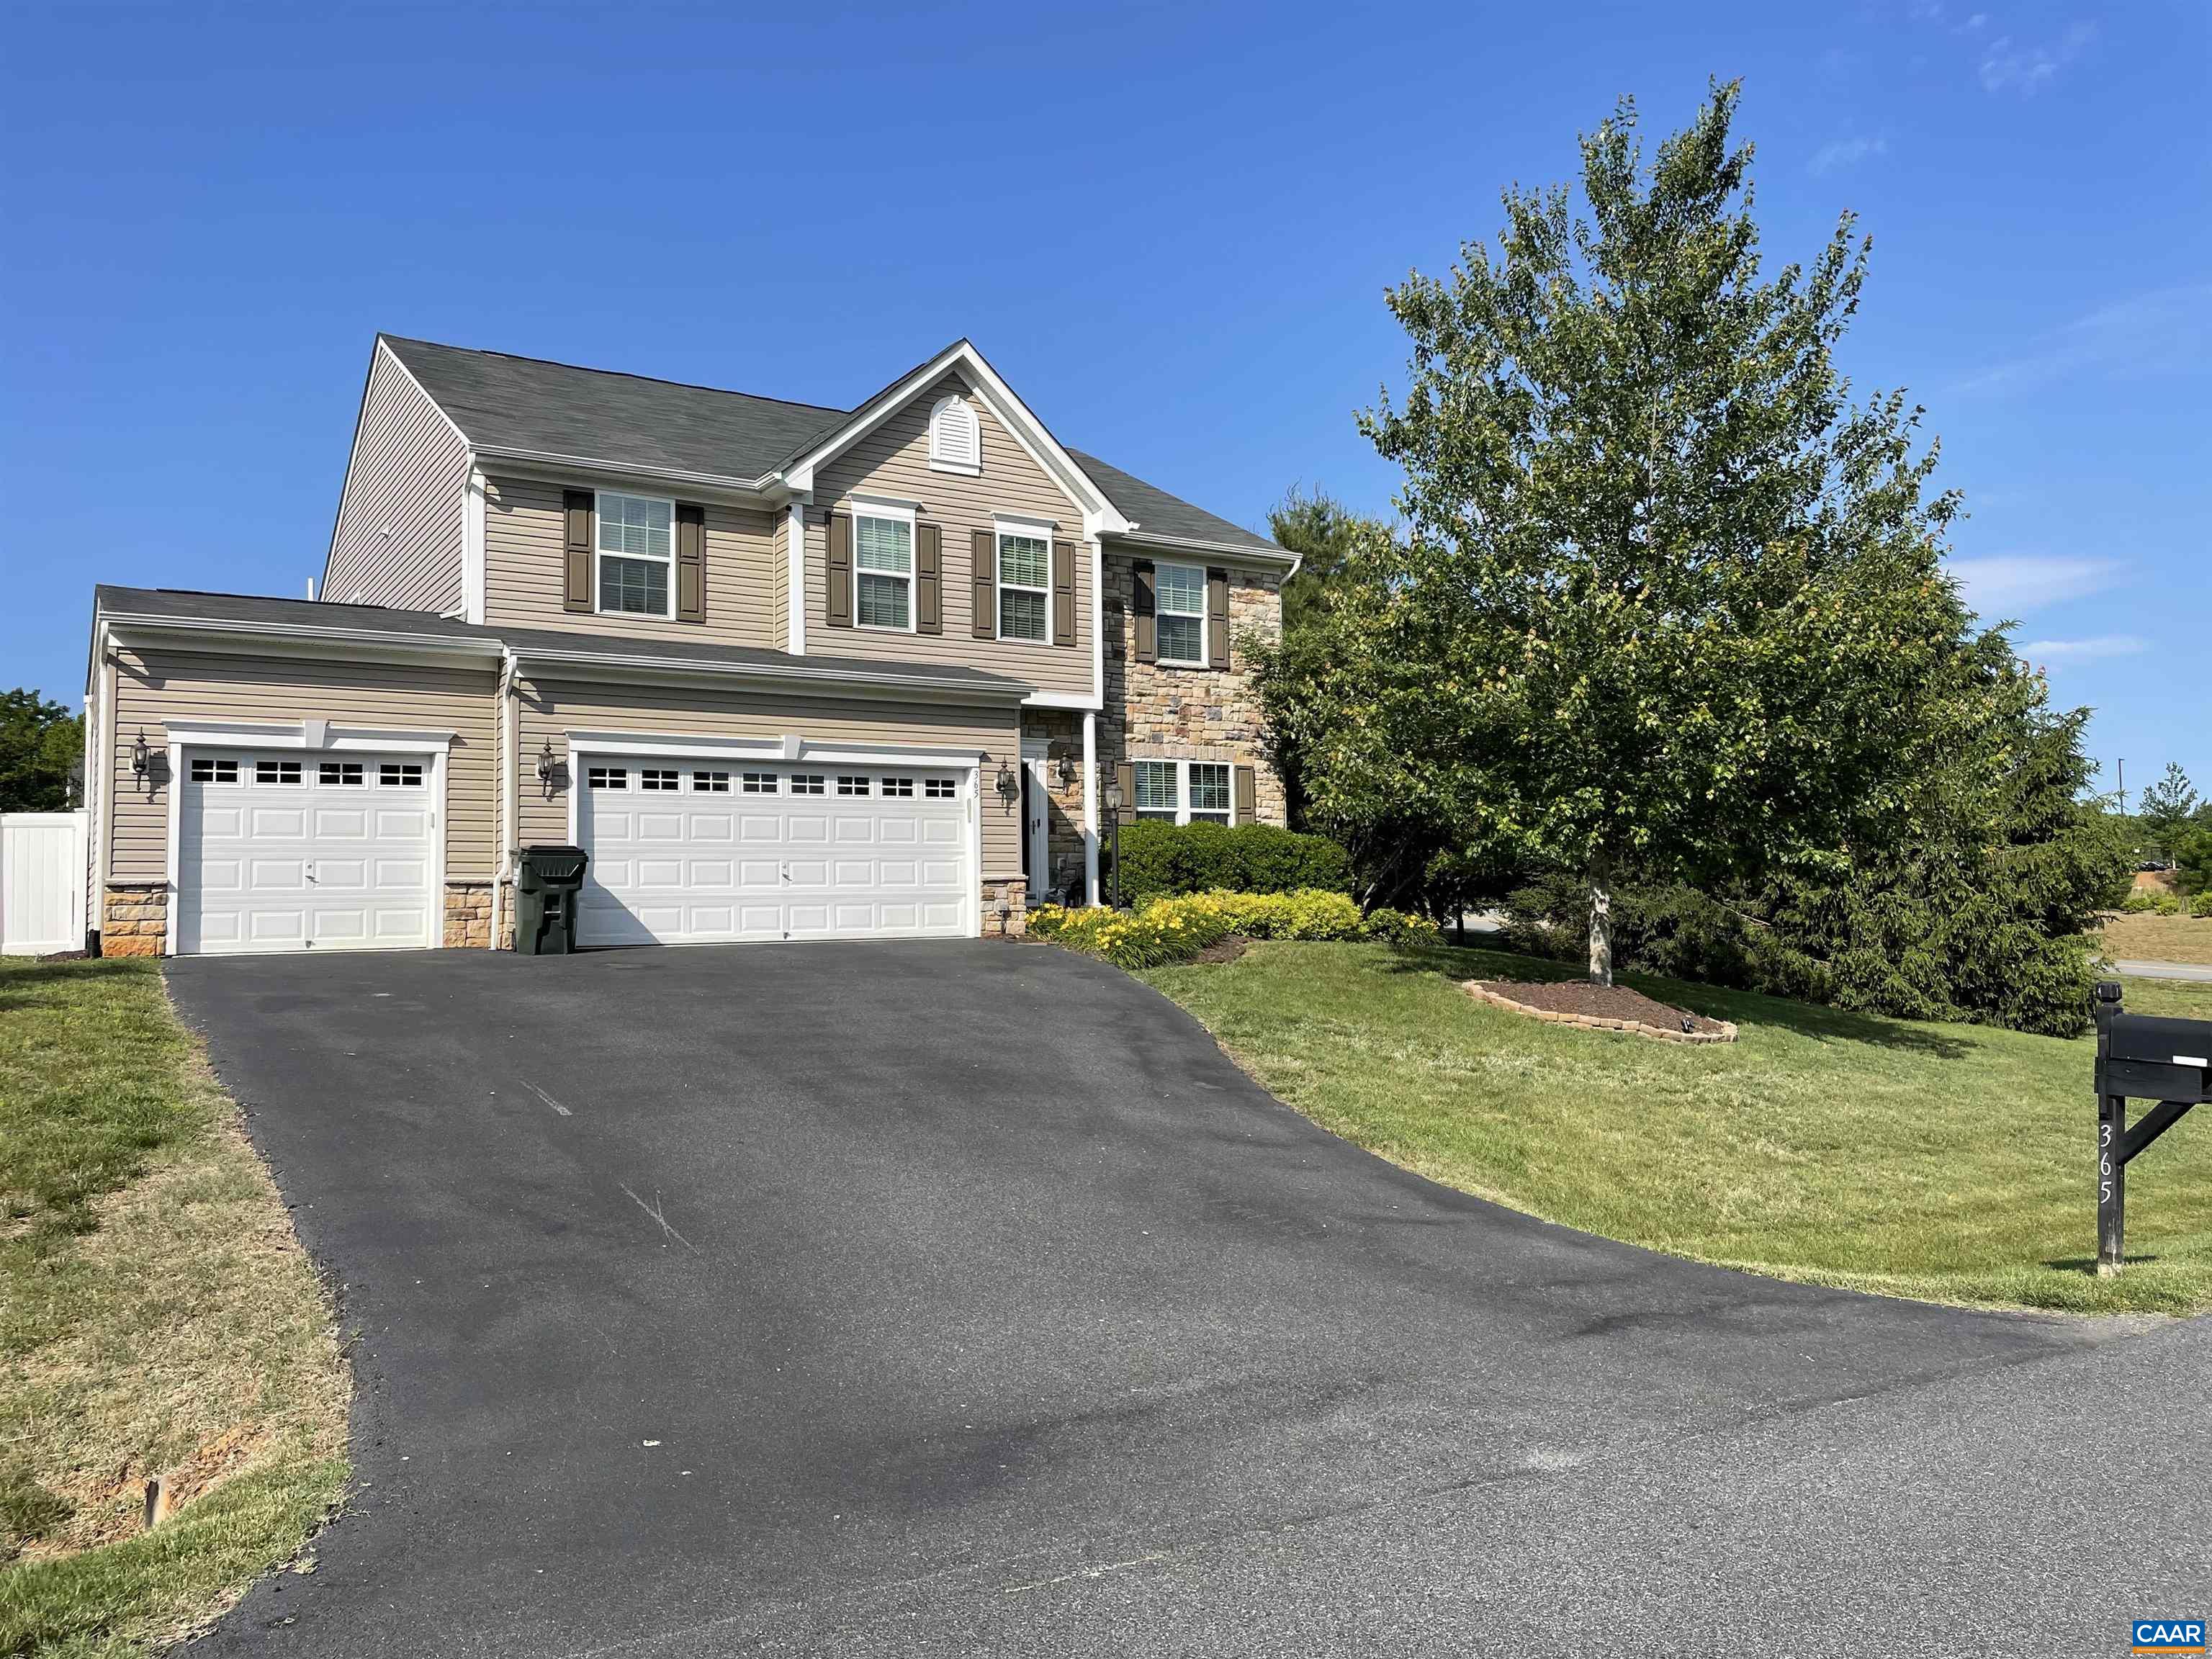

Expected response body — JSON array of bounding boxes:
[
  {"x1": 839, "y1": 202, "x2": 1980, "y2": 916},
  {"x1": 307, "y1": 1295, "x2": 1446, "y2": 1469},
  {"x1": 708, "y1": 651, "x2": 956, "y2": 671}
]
[
  {"x1": 1053, "y1": 539, "x2": 1076, "y2": 647},
  {"x1": 1206, "y1": 567, "x2": 1230, "y2": 667},
  {"x1": 971, "y1": 528, "x2": 994, "y2": 639},
  {"x1": 1132, "y1": 561, "x2": 1156, "y2": 662},
  {"x1": 826, "y1": 512, "x2": 852, "y2": 627},
  {"x1": 917, "y1": 521, "x2": 943, "y2": 634},
  {"x1": 562, "y1": 490, "x2": 594, "y2": 612},
  {"x1": 675, "y1": 503, "x2": 706, "y2": 621}
]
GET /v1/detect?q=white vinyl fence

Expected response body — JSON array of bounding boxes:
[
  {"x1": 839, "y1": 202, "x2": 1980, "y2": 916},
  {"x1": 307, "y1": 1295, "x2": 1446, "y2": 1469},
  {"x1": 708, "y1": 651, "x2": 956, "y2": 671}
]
[{"x1": 1, "y1": 811, "x2": 87, "y2": 956}]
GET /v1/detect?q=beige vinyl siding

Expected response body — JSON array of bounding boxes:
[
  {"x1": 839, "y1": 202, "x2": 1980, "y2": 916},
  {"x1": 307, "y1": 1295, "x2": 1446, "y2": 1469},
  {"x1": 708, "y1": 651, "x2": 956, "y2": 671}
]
[
  {"x1": 326, "y1": 344, "x2": 469, "y2": 612},
  {"x1": 513, "y1": 677, "x2": 1024, "y2": 879},
  {"x1": 484, "y1": 475, "x2": 778, "y2": 647},
  {"x1": 809, "y1": 373, "x2": 1094, "y2": 699},
  {"x1": 104, "y1": 647, "x2": 499, "y2": 884}
]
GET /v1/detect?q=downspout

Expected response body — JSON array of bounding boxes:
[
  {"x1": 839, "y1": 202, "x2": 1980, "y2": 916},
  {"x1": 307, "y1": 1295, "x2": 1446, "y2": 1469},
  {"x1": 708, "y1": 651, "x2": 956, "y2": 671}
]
[{"x1": 493, "y1": 648, "x2": 516, "y2": 950}]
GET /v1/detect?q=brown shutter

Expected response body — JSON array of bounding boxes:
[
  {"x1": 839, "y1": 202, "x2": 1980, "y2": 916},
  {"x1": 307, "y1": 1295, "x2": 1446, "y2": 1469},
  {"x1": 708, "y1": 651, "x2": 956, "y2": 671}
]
[
  {"x1": 1052, "y1": 539, "x2": 1076, "y2": 647},
  {"x1": 1132, "y1": 560, "x2": 1156, "y2": 663},
  {"x1": 675, "y1": 503, "x2": 706, "y2": 622},
  {"x1": 826, "y1": 512, "x2": 852, "y2": 628},
  {"x1": 916, "y1": 521, "x2": 943, "y2": 635},
  {"x1": 1233, "y1": 764, "x2": 1256, "y2": 824},
  {"x1": 562, "y1": 490, "x2": 594, "y2": 612},
  {"x1": 1116, "y1": 761, "x2": 1136, "y2": 814},
  {"x1": 971, "y1": 528, "x2": 995, "y2": 639},
  {"x1": 1206, "y1": 567, "x2": 1230, "y2": 667}
]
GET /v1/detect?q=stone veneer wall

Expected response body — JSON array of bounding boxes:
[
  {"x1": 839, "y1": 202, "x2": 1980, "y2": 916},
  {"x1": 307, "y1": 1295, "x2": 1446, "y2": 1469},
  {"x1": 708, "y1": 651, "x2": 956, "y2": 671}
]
[
  {"x1": 444, "y1": 882, "x2": 493, "y2": 949},
  {"x1": 100, "y1": 884, "x2": 168, "y2": 958},
  {"x1": 1100, "y1": 557, "x2": 1287, "y2": 826},
  {"x1": 981, "y1": 876, "x2": 1027, "y2": 938}
]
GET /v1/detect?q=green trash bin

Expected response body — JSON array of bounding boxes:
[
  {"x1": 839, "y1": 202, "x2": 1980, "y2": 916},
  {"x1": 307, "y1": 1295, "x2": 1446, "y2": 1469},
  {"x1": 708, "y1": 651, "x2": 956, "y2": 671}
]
[{"x1": 513, "y1": 844, "x2": 588, "y2": 955}]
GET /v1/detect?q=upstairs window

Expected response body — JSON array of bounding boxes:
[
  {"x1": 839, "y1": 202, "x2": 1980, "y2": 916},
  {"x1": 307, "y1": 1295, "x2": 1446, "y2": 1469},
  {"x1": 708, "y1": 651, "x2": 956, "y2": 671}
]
[
  {"x1": 1155, "y1": 562, "x2": 1206, "y2": 665},
  {"x1": 927, "y1": 394, "x2": 980, "y2": 474},
  {"x1": 997, "y1": 526, "x2": 1050, "y2": 642},
  {"x1": 854, "y1": 508, "x2": 914, "y2": 631},
  {"x1": 597, "y1": 490, "x2": 675, "y2": 617}
]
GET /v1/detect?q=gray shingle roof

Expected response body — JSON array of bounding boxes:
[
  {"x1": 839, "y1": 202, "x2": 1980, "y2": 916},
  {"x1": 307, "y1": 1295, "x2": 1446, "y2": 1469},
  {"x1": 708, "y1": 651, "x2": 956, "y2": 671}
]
[
  {"x1": 1065, "y1": 449, "x2": 1280, "y2": 554},
  {"x1": 93, "y1": 585, "x2": 1025, "y2": 695},
  {"x1": 382, "y1": 336, "x2": 848, "y2": 482},
  {"x1": 379, "y1": 336, "x2": 1285, "y2": 555}
]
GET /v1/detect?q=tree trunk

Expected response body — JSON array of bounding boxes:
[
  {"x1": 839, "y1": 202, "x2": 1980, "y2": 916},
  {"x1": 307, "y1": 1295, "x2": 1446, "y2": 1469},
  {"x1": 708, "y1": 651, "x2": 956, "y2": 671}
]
[{"x1": 1587, "y1": 879, "x2": 1613, "y2": 986}]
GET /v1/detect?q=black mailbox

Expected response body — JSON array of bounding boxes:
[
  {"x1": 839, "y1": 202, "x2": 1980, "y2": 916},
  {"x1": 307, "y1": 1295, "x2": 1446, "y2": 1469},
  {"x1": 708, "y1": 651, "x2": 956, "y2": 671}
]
[{"x1": 2092, "y1": 984, "x2": 2209, "y2": 1275}]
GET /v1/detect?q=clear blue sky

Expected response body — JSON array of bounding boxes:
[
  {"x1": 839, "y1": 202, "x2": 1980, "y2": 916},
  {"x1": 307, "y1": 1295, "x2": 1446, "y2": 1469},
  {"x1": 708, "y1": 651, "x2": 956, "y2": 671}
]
[{"x1": 4, "y1": 1, "x2": 2204, "y2": 802}]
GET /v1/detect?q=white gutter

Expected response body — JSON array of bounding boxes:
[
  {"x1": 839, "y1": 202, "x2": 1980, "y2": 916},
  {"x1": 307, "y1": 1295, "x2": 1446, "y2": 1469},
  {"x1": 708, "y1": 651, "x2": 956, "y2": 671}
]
[
  {"x1": 1107, "y1": 530, "x2": 1302, "y2": 576},
  {"x1": 508, "y1": 644, "x2": 1030, "y2": 703},
  {"x1": 472, "y1": 442, "x2": 780, "y2": 496},
  {"x1": 99, "y1": 610, "x2": 503, "y2": 659}
]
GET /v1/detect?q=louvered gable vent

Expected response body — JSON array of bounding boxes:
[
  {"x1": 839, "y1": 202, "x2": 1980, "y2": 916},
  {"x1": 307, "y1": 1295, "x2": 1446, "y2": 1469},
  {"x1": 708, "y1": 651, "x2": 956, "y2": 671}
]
[{"x1": 928, "y1": 394, "x2": 981, "y2": 474}]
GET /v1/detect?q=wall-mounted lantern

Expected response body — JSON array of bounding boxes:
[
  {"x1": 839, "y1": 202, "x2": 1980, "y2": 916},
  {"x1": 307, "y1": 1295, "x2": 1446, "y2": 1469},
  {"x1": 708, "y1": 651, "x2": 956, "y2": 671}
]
[
  {"x1": 1056, "y1": 751, "x2": 1078, "y2": 788},
  {"x1": 994, "y1": 760, "x2": 1020, "y2": 806},
  {"x1": 536, "y1": 738, "x2": 558, "y2": 791},
  {"x1": 130, "y1": 729, "x2": 152, "y2": 792}
]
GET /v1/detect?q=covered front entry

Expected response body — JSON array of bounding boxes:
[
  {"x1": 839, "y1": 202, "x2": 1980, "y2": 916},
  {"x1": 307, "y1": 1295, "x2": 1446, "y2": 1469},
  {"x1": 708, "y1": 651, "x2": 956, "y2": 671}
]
[
  {"x1": 175, "y1": 747, "x2": 439, "y2": 955},
  {"x1": 574, "y1": 753, "x2": 976, "y2": 946}
]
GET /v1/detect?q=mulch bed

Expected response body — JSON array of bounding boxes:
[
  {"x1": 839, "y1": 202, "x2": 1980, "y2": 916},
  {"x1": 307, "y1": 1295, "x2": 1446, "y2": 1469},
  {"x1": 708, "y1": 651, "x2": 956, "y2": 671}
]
[
  {"x1": 1468, "y1": 978, "x2": 1737, "y2": 1044},
  {"x1": 1192, "y1": 935, "x2": 1250, "y2": 965}
]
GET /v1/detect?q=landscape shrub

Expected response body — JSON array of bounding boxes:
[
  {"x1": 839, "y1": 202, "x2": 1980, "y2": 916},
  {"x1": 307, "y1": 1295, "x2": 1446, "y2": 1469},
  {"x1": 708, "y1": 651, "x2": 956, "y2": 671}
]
[
  {"x1": 1358, "y1": 907, "x2": 1442, "y2": 946},
  {"x1": 2119, "y1": 890, "x2": 2159, "y2": 914},
  {"x1": 1030, "y1": 889, "x2": 1365, "y2": 969},
  {"x1": 1110, "y1": 821, "x2": 1352, "y2": 907}
]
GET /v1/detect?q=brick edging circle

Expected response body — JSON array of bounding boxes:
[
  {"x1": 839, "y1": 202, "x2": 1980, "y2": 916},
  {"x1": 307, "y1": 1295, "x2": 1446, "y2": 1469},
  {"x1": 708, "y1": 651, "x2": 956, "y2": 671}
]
[{"x1": 1463, "y1": 981, "x2": 1738, "y2": 1044}]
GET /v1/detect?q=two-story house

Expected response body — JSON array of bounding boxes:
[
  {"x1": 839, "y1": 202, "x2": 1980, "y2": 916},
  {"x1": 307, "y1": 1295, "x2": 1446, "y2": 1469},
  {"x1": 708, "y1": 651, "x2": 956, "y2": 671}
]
[{"x1": 81, "y1": 336, "x2": 1297, "y2": 956}]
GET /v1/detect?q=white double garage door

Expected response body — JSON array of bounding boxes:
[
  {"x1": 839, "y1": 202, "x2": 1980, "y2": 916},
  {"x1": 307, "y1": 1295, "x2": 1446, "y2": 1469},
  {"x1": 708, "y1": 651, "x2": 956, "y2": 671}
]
[{"x1": 575, "y1": 755, "x2": 975, "y2": 948}]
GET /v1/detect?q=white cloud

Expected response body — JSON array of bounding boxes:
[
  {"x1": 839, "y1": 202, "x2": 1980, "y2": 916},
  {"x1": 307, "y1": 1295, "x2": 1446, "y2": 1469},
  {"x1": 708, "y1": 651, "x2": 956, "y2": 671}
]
[
  {"x1": 1978, "y1": 20, "x2": 2096, "y2": 94},
  {"x1": 1948, "y1": 553, "x2": 2120, "y2": 617},
  {"x1": 1955, "y1": 283, "x2": 2212, "y2": 393},
  {"x1": 2018, "y1": 635, "x2": 2151, "y2": 662},
  {"x1": 1809, "y1": 135, "x2": 1888, "y2": 176}
]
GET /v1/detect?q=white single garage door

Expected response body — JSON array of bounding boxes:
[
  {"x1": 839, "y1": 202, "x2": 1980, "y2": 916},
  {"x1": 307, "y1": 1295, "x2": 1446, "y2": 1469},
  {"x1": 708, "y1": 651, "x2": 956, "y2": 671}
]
[
  {"x1": 176, "y1": 750, "x2": 437, "y2": 955},
  {"x1": 576, "y1": 758, "x2": 972, "y2": 947}
]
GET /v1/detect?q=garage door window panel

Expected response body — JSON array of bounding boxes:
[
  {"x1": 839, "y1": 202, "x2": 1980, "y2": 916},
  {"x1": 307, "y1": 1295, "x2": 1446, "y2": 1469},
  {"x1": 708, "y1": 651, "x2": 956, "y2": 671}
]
[
  {"x1": 256, "y1": 760, "x2": 302, "y2": 785},
  {"x1": 190, "y1": 757, "x2": 239, "y2": 784}
]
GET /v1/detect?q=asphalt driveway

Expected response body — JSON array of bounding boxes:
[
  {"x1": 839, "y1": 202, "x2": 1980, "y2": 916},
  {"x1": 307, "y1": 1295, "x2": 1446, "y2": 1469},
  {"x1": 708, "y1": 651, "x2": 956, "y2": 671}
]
[{"x1": 168, "y1": 942, "x2": 2207, "y2": 1658}]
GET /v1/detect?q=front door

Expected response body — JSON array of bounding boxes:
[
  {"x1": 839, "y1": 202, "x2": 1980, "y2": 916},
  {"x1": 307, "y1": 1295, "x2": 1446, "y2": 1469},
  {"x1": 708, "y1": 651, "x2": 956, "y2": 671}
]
[{"x1": 1022, "y1": 755, "x2": 1051, "y2": 904}]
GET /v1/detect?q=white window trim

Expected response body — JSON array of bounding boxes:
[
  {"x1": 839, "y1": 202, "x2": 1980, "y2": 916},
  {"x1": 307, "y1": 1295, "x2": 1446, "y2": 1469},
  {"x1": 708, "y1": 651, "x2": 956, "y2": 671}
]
[
  {"x1": 1131, "y1": 758, "x2": 1235, "y2": 827},
  {"x1": 994, "y1": 516, "x2": 1053, "y2": 644},
  {"x1": 850, "y1": 497, "x2": 917, "y2": 634},
  {"x1": 595, "y1": 488, "x2": 678, "y2": 621},
  {"x1": 1154, "y1": 560, "x2": 1208, "y2": 667},
  {"x1": 927, "y1": 394, "x2": 982, "y2": 476}
]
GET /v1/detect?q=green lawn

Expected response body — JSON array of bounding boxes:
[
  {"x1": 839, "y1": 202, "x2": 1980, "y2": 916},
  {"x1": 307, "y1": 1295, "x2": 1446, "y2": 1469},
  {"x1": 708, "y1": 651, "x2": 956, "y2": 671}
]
[
  {"x1": 1, "y1": 959, "x2": 349, "y2": 1656},
  {"x1": 1141, "y1": 941, "x2": 2212, "y2": 1316}
]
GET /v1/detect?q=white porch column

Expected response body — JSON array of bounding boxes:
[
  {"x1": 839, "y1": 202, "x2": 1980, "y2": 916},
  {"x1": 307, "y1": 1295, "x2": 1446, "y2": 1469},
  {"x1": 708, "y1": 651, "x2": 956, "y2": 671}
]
[
  {"x1": 786, "y1": 501, "x2": 807, "y2": 654},
  {"x1": 1082, "y1": 709, "x2": 1099, "y2": 905}
]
